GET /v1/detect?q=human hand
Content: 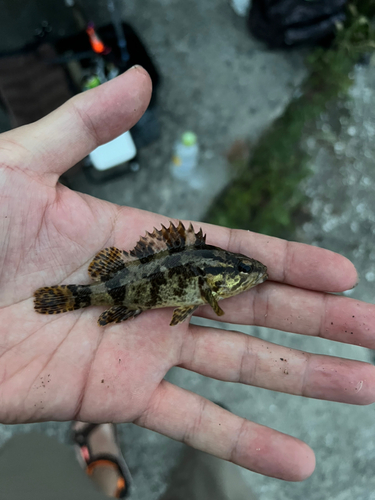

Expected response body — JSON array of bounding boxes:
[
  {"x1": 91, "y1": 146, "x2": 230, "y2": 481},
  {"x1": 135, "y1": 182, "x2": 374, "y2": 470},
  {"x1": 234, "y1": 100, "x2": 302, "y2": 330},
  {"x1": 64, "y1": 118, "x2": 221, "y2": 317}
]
[{"x1": 1, "y1": 66, "x2": 374, "y2": 482}]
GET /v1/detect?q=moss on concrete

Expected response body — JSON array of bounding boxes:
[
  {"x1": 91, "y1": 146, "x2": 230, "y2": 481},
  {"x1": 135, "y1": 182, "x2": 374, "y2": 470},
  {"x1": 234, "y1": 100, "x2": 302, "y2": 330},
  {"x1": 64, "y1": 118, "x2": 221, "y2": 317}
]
[{"x1": 206, "y1": 1, "x2": 375, "y2": 238}]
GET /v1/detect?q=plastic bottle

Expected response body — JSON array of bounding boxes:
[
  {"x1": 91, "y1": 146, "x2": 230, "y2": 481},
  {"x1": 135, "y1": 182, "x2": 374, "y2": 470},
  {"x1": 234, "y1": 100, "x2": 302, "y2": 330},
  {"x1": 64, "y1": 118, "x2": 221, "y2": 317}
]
[{"x1": 170, "y1": 131, "x2": 199, "y2": 183}]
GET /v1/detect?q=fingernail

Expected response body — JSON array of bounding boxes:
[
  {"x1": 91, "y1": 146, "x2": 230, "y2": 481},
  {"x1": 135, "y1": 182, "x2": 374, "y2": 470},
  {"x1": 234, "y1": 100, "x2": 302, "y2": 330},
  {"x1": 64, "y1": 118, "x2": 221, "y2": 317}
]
[
  {"x1": 343, "y1": 277, "x2": 359, "y2": 295},
  {"x1": 129, "y1": 64, "x2": 143, "y2": 71},
  {"x1": 352, "y1": 277, "x2": 360, "y2": 289}
]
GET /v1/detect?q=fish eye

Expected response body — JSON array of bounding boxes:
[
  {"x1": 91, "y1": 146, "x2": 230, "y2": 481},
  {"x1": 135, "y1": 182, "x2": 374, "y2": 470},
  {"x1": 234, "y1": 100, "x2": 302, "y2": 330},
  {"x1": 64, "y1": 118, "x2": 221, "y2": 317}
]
[{"x1": 238, "y1": 262, "x2": 252, "y2": 274}]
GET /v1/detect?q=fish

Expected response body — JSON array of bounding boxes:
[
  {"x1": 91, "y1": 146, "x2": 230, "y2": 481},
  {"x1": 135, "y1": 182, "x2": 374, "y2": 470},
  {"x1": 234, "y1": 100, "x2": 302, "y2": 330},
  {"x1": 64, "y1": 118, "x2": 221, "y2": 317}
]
[{"x1": 34, "y1": 221, "x2": 268, "y2": 327}]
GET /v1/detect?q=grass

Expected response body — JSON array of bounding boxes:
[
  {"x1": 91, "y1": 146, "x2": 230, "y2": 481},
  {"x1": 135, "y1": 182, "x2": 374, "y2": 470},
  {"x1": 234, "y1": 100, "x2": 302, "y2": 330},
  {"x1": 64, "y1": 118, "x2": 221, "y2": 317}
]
[{"x1": 206, "y1": 0, "x2": 375, "y2": 238}]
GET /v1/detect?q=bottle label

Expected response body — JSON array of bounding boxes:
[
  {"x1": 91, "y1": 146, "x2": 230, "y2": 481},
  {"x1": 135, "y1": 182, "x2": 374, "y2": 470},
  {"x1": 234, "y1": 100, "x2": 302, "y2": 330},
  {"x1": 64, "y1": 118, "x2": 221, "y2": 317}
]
[{"x1": 172, "y1": 155, "x2": 182, "y2": 166}]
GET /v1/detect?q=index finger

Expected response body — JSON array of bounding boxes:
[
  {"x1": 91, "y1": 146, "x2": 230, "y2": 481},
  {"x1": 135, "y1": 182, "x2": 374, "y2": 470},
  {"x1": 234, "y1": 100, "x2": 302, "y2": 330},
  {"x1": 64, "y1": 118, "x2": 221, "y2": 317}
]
[
  {"x1": 115, "y1": 211, "x2": 358, "y2": 293},
  {"x1": 200, "y1": 222, "x2": 358, "y2": 293}
]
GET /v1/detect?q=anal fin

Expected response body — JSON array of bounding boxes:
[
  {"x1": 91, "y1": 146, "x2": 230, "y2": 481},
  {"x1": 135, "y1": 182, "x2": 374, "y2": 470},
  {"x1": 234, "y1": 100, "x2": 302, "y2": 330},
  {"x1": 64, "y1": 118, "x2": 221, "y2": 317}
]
[
  {"x1": 98, "y1": 306, "x2": 142, "y2": 326},
  {"x1": 170, "y1": 305, "x2": 198, "y2": 326}
]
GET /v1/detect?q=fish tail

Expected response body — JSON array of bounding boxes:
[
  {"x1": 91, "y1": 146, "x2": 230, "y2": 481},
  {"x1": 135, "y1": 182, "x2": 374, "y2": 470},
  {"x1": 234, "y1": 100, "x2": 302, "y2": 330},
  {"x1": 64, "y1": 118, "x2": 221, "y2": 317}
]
[{"x1": 34, "y1": 285, "x2": 91, "y2": 315}]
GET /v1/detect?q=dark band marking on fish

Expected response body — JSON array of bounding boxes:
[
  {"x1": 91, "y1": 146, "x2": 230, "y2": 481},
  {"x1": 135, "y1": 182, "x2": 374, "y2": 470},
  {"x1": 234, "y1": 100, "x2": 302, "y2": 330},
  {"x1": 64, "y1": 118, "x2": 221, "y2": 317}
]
[{"x1": 107, "y1": 285, "x2": 126, "y2": 304}]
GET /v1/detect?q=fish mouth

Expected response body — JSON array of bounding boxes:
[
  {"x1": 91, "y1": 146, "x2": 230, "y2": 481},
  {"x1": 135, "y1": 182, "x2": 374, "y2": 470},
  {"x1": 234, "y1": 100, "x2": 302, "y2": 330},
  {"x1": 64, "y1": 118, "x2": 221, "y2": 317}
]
[
  {"x1": 256, "y1": 271, "x2": 268, "y2": 285},
  {"x1": 246, "y1": 271, "x2": 268, "y2": 289}
]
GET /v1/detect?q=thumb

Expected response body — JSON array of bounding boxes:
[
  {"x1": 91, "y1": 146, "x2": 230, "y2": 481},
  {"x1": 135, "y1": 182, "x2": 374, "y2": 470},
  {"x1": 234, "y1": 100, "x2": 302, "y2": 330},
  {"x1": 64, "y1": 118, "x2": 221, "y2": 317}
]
[{"x1": 0, "y1": 65, "x2": 152, "y2": 181}]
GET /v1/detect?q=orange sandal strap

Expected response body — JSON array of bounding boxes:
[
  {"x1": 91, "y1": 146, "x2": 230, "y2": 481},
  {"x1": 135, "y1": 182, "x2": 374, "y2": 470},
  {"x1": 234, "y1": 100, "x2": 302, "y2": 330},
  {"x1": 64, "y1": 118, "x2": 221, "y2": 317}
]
[
  {"x1": 72, "y1": 424, "x2": 131, "y2": 498},
  {"x1": 86, "y1": 459, "x2": 126, "y2": 498}
]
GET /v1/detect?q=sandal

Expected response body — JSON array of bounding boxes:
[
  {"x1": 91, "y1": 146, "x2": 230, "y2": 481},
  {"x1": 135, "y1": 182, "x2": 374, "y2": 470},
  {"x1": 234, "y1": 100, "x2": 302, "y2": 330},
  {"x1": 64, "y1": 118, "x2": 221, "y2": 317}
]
[{"x1": 72, "y1": 422, "x2": 131, "y2": 498}]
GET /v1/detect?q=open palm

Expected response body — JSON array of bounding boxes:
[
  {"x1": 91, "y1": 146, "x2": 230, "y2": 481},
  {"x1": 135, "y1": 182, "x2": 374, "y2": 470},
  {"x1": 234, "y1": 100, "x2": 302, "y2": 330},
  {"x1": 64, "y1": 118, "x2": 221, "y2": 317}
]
[{"x1": 1, "y1": 66, "x2": 374, "y2": 482}]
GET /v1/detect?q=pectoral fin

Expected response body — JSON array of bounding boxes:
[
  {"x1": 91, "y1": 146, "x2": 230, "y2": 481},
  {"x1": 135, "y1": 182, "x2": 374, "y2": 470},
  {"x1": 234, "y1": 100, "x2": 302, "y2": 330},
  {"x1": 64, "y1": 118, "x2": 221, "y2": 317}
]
[
  {"x1": 198, "y1": 277, "x2": 224, "y2": 317},
  {"x1": 170, "y1": 305, "x2": 198, "y2": 326},
  {"x1": 98, "y1": 306, "x2": 142, "y2": 326}
]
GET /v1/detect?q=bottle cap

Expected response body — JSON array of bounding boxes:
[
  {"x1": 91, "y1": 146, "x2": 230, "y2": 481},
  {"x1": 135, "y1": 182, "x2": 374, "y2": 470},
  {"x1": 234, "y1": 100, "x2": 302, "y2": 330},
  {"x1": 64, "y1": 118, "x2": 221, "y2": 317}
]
[
  {"x1": 83, "y1": 75, "x2": 101, "y2": 90},
  {"x1": 182, "y1": 131, "x2": 197, "y2": 146}
]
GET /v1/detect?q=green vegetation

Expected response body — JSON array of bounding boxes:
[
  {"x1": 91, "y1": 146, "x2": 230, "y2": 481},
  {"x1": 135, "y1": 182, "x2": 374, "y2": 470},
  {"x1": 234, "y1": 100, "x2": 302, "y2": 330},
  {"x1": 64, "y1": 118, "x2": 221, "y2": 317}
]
[{"x1": 206, "y1": 1, "x2": 375, "y2": 238}]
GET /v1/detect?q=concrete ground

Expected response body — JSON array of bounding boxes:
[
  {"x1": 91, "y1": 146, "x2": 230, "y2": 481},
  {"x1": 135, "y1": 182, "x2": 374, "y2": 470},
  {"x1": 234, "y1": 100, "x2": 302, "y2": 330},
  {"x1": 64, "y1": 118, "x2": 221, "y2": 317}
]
[
  {"x1": 0, "y1": 1, "x2": 374, "y2": 499},
  {"x1": 66, "y1": 1, "x2": 306, "y2": 221}
]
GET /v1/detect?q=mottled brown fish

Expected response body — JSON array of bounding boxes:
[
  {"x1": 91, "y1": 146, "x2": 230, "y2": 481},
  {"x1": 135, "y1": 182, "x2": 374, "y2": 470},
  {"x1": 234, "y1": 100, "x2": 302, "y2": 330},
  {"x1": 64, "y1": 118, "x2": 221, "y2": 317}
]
[{"x1": 34, "y1": 222, "x2": 268, "y2": 326}]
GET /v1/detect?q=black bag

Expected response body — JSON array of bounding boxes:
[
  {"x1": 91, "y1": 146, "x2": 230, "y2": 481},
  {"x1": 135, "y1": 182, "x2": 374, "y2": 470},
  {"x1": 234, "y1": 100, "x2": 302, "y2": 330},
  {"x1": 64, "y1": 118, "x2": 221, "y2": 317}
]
[{"x1": 248, "y1": 0, "x2": 347, "y2": 48}]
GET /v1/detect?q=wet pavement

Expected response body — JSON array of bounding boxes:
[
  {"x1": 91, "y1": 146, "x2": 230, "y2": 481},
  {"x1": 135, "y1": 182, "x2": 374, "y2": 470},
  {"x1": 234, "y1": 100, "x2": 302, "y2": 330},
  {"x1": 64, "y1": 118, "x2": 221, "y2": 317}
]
[{"x1": 299, "y1": 64, "x2": 375, "y2": 304}]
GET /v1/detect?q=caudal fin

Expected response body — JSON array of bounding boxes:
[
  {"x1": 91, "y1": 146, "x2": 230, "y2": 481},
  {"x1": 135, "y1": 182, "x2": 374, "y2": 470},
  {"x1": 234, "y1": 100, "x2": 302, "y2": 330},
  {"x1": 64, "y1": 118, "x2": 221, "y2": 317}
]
[{"x1": 34, "y1": 285, "x2": 80, "y2": 314}]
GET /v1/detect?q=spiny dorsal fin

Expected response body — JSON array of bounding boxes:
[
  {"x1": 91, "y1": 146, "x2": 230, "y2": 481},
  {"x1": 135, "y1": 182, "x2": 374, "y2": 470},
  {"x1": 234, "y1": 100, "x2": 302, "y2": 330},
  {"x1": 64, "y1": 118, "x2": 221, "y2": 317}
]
[
  {"x1": 130, "y1": 221, "x2": 207, "y2": 260},
  {"x1": 88, "y1": 247, "x2": 136, "y2": 281}
]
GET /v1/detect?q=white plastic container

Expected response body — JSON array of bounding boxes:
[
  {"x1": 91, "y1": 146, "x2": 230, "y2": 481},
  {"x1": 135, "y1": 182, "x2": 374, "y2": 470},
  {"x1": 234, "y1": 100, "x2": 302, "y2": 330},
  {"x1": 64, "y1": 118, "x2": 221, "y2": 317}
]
[
  {"x1": 89, "y1": 131, "x2": 137, "y2": 171},
  {"x1": 170, "y1": 131, "x2": 199, "y2": 181}
]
